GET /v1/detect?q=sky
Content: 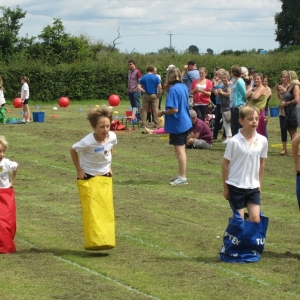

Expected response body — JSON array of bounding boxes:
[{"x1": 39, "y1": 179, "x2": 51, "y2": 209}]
[{"x1": 4, "y1": 0, "x2": 283, "y2": 54}]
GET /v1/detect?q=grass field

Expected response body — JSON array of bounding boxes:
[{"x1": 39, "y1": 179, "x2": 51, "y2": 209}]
[{"x1": 0, "y1": 100, "x2": 300, "y2": 300}]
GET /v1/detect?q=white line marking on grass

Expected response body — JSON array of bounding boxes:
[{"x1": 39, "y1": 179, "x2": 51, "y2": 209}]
[{"x1": 16, "y1": 237, "x2": 162, "y2": 300}]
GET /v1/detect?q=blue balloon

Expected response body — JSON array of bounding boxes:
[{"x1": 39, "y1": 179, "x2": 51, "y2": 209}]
[
  {"x1": 78, "y1": 108, "x2": 82, "y2": 112},
  {"x1": 35, "y1": 105, "x2": 40, "y2": 109},
  {"x1": 20, "y1": 111, "x2": 24, "y2": 114}
]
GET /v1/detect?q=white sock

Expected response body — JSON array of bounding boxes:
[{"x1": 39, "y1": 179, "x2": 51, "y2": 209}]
[{"x1": 132, "y1": 107, "x2": 137, "y2": 118}]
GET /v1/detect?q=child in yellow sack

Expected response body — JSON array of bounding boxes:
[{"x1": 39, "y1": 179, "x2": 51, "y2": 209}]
[{"x1": 70, "y1": 106, "x2": 117, "y2": 250}]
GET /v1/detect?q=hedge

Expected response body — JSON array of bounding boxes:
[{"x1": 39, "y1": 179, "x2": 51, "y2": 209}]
[{"x1": 0, "y1": 51, "x2": 299, "y2": 102}]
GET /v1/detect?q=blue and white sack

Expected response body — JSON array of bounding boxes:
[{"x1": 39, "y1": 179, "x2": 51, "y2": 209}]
[{"x1": 219, "y1": 205, "x2": 269, "y2": 263}]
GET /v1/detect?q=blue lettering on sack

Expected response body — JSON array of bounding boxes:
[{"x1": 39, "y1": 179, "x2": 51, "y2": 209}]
[
  {"x1": 94, "y1": 147, "x2": 104, "y2": 153},
  {"x1": 224, "y1": 231, "x2": 241, "y2": 245}
]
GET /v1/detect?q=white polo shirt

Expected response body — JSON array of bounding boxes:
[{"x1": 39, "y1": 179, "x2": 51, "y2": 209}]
[
  {"x1": 72, "y1": 131, "x2": 117, "y2": 176},
  {"x1": 224, "y1": 130, "x2": 268, "y2": 189}
]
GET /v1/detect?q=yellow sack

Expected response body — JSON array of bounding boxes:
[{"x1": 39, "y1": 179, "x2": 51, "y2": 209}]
[{"x1": 77, "y1": 176, "x2": 115, "y2": 250}]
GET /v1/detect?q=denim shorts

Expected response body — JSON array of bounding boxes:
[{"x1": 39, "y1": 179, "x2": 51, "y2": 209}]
[
  {"x1": 169, "y1": 130, "x2": 189, "y2": 146},
  {"x1": 228, "y1": 184, "x2": 260, "y2": 209}
]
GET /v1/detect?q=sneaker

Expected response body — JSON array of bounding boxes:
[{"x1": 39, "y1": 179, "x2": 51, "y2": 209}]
[
  {"x1": 169, "y1": 175, "x2": 179, "y2": 183},
  {"x1": 22, "y1": 118, "x2": 25, "y2": 123},
  {"x1": 169, "y1": 177, "x2": 188, "y2": 186},
  {"x1": 25, "y1": 119, "x2": 30, "y2": 123}
]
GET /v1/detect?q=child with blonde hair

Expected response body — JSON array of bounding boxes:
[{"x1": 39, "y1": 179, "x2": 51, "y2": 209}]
[{"x1": 0, "y1": 135, "x2": 19, "y2": 253}]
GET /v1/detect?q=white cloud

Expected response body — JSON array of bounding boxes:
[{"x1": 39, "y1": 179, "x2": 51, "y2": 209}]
[{"x1": 0, "y1": 0, "x2": 282, "y2": 53}]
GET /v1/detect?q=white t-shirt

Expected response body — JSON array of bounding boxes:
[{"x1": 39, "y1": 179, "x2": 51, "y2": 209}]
[
  {"x1": 0, "y1": 89, "x2": 5, "y2": 106},
  {"x1": 0, "y1": 158, "x2": 18, "y2": 188},
  {"x1": 21, "y1": 83, "x2": 29, "y2": 99},
  {"x1": 224, "y1": 130, "x2": 268, "y2": 189},
  {"x1": 72, "y1": 131, "x2": 117, "y2": 176}
]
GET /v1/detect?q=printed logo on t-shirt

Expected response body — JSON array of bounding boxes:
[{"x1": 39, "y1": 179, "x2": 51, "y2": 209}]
[{"x1": 94, "y1": 147, "x2": 104, "y2": 153}]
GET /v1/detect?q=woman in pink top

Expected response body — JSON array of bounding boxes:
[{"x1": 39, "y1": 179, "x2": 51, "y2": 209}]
[{"x1": 190, "y1": 67, "x2": 212, "y2": 121}]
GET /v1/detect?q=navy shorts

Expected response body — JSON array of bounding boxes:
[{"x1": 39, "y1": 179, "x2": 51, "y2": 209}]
[
  {"x1": 228, "y1": 184, "x2": 260, "y2": 209},
  {"x1": 23, "y1": 98, "x2": 29, "y2": 105},
  {"x1": 169, "y1": 130, "x2": 189, "y2": 146}
]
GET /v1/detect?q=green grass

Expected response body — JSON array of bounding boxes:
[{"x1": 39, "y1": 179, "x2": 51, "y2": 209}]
[{"x1": 0, "y1": 100, "x2": 300, "y2": 300}]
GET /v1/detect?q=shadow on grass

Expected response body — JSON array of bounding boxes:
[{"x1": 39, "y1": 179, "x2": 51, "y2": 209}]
[
  {"x1": 263, "y1": 250, "x2": 300, "y2": 260},
  {"x1": 16, "y1": 247, "x2": 110, "y2": 258}
]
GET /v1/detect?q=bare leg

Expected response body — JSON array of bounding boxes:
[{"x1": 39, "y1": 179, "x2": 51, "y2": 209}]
[
  {"x1": 144, "y1": 127, "x2": 154, "y2": 134},
  {"x1": 174, "y1": 145, "x2": 187, "y2": 178},
  {"x1": 246, "y1": 203, "x2": 260, "y2": 223},
  {"x1": 23, "y1": 103, "x2": 30, "y2": 121}
]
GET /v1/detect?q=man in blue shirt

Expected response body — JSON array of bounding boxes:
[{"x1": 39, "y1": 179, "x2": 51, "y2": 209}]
[
  {"x1": 138, "y1": 65, "x2": 162, "y2": 127},
  {"x1": 181, "y1": 61, "x2": 200, "y2": 91}
]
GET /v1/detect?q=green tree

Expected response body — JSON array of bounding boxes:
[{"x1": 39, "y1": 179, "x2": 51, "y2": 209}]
[
  {"x1": 158, "y1": 46, "x2": 176, "y2": 54},
  {"x1": 186, "y1": 45, "x2": 199, "y2": 54},
  {"x1": 37, "y1": 18, "x2": 91, "y2": 63},
  {"x1": 207, "y1": 48, "x2": 214, "y2": 55},
  {"x1": 275, "y1": 0, "x2": 300, "y2": 48},
  {"x1": 0, "y1": 5, "x2": 26, "y2": 60}
]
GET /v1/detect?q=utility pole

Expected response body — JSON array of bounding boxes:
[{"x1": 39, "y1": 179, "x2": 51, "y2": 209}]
[{"x1": 168, "y1": 31, "x2": 173, "y2": 49}]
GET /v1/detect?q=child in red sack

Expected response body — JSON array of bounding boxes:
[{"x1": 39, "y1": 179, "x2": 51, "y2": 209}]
[{"x1": 0, "y1": 135, "x2": 19, "y2": 253}]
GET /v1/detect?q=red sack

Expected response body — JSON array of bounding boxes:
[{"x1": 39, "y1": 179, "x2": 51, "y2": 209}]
[
  {"x1": 0, "y1": 188, "x2": 16, "y2": 253},
  {"x1": 110, "y1": 120, "x2": 126, "y2": 131}
]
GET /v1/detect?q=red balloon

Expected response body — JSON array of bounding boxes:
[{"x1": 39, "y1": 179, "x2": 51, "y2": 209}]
[
  {"x1": 58, "y1": 97, "x2": 70, "y2": 107},
  {"x1": 108, "y1": 94, "x2": 120, "y2": 106},
  {"x1": 13, "y1": 98, "x2": 23, "y2": 108}
]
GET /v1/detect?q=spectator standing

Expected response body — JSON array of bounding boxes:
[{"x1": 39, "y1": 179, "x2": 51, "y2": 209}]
[
  {"x1": 190, "y1": 67, "x2": 213, "y2": 121},
  {"x1": 218, "y1": 72, "x2": 232, "y2": 143},
  {"x1": 154, "y1": 67, "x2": 163, "y2": 110},
  {"x1": 181, "y1": 61, "x2": 200, "y2": 107},
  {"x1": 281, "y1": 70, "x2": 300, "y2": 153},
  {"x1": 246, "y1": 73, "x2": 268, "y2": 137},
  {"x1": 212, "y1": 68, "x2": 225, "y2": 140},
  {"x1": 157, "y1": 67, "x2": 191, "y2": 186},
  {"x1": 138, "y1": 65, "x2": 162, "y2": 127},
  {"x1": 229, "y1": 65, "x2": 246, "y2": 136},
  {"x1": 127, "y1": 60, "x2": 142, "y2": 119},
  {"x1": 276, "y1": 70, "x2": 290, "y2": 155},
  {"x1": 20, "y1": 76, "x2": 30, "y2": 123}
]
